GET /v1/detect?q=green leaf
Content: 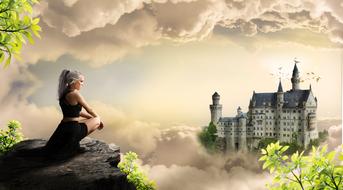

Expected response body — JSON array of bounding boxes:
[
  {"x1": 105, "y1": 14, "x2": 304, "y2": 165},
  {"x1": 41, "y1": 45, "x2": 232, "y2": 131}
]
[
  {"x1": 259, "y1": 155, "x2": 267, "y2": 161},
  {"x1": 280, "y1": 145, "x2": 289, "y2": 153},
  {"x1": 0, "y1": 52, "x2": 4, "y2": 63},
  {"x1": 4, "y1": 56, "x2": 11, "y2": 68},
  {"x1": 32, "y1": 17, "x2": 40, "y2": 25},
  {"x1": 326, "y1": 151, "x2": 336, "y2": 162},
  {"x1": 263, "y1": 160, "x2": 272, "y2": 170}
]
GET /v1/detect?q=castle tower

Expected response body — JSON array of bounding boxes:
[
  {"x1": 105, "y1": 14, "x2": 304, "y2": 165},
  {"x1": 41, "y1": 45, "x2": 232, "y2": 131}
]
[
  {"x1": 210, "y1": 92, "x2": 222, "y2": 124},
  {"x1": 277, "y1": 80, "x2": 284, "y2": 105},
  {"x1": 238, "y1": 116, "x2": 247, "y2": 152},
  {"x1": 276, "y1": 80, "x2": 284, "y2": 137},
  {"x1": 291, "y1": 62, "x2": 300, "y2": 90},
  {"x1": 237, "y1": 106, "x2": 243, "y2": 117}
]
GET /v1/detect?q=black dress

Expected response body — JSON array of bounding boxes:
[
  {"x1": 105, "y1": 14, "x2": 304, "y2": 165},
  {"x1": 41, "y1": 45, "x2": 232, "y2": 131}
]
[{"x1": 44, "y1": 92, "x2": 88, "y2": 159}]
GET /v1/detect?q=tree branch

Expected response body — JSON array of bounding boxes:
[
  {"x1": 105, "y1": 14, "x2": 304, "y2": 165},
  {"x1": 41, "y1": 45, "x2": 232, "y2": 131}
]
[
  {"x1": 0, "y1": 25, "x2": 31, "y2": 33},
  {"x1": 291, "y1": 169, "x2": 305, "y2": 190}
]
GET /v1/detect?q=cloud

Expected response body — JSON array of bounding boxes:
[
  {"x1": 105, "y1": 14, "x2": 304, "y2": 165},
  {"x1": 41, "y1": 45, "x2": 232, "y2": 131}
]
[
  {"x1": 21, "y1": 0, "x2": 343, "y2": 67},
  {"x1": 0, "y1": 64, "x2": 60, "y2": 138},
  {"x1": 325, "y1": 125, "x2": 342, "y2": 151},
  {"x1": 87, "y1": 101, "x2": 162, "y2": 155},
  {"x1": 23, "y1": 7, "x2": 161, "y2": 66},
  {"x1": 145, "y1": 164, "x2": 270, "y2": 190},
  {"x1": 41, "y1": 0, "x2": 145, "y2": 37},
  {"x1": 136, "y1": 125, "x2": 270, "y2": 190}
]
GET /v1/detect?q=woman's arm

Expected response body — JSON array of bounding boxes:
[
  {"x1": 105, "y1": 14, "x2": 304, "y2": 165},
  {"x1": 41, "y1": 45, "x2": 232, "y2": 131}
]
[
  {"x1": 74, "y1": 91, "x2": 99, "y2": 118},
  {"x1": 80, "y1": 110, "x2": 93, "y2": 119}
]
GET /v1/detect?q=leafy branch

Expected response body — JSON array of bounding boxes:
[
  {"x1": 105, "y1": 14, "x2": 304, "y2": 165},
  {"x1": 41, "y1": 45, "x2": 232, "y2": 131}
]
[
  {"x1": 259, "y1": 142, "x2": 343, "y2": 190},
  {"x1": 0, "y1": 0, "x2": 41, "y2": 68},
  {"x1": 0, "y1": 120, "x2": 24, "y2": 155},
  {"x1": 118, "y1": 151, "x2": 157, "y2": 190}
]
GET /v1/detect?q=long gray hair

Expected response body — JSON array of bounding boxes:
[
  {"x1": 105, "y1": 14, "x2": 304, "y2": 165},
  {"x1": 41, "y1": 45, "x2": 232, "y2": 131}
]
[{"x1": 57, "y1": 69, "x2": 83, "y2": 100}]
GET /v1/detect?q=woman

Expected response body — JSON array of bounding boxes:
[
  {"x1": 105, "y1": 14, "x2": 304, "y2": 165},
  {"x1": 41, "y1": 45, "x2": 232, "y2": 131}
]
[{"x1": 45, "y1": 69, "x2": 104, "y2": 158}]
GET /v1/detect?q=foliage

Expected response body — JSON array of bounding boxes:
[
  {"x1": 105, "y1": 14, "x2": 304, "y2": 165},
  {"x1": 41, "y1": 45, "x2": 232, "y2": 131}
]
[
  {"x1": 0, "y1": 120, "x2": 24, "y2": 154},
  {"x1": 118, "y1": 151, "x2": 156, "y2": 190},
  {"x1": 0, "y1": 0, "x2": 41, "y2": 68},
  {"x1": 259, "y1": 142, "x2": 343, "y2": 190},
  {"x1": 198, "y1": 122, "x2": 217, "y2": 152}
]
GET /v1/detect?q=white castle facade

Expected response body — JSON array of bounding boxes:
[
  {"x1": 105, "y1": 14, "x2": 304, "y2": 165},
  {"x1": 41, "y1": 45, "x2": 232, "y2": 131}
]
[{"x1": 210, "y1": 63, "x2": 318, "y2": 152}]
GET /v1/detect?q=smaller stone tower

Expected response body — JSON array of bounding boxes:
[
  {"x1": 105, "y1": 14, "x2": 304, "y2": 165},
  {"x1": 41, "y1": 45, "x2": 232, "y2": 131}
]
[
  {"x1": 237, "y1": 106, "x2": 243, "y2": 117},
  {"x1": 291, "y1": 61, "x2": 300, "y2": 91},
  {"x1": 210, "y1": 92, "x2": 222, "y2": 124},
  {"x1": 277, "y1": 80, "x2": 284, "y2": 106}
]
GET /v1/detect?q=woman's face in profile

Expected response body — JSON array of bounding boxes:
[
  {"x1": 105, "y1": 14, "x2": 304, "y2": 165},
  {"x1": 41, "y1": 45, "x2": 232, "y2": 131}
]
[{"x1": 74, "y1": 75, "x2": 85, "y2": 90}]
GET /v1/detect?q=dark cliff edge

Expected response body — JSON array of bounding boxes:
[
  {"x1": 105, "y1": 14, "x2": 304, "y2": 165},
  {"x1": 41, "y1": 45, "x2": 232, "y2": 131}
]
[{"x1": 0, "y1": 137, "x2": 136, "y2": 190}]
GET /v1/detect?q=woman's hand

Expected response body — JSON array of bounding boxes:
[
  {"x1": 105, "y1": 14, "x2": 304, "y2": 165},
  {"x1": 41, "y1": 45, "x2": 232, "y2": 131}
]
[{"x1": 98, "y1": 121, "x2": 104, "y2": 130}]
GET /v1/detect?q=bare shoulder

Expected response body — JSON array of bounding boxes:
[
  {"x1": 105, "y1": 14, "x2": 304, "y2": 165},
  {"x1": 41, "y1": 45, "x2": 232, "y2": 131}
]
[{"x1": 65, "y1": 90, "x2": 82, "y2": 103}]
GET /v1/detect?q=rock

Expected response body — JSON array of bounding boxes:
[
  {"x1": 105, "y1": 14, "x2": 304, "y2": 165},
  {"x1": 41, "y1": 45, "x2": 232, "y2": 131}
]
[{"x1": 0, "y1": 137, "x2": 136, "y2": 190}]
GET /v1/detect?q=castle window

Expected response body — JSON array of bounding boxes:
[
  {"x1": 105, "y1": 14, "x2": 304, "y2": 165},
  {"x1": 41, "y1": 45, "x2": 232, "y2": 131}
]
[
  {"x1": 283, "y1": 110, "x2": 286, "y2": 113},
  {"x1": 293, "y1": 110, "x2": 296, "y2": 113},
  {"x1": 284, "y1": 122, "x2": 286, "y2": 125},
  {"x1": 266, "y1": 110, "x2": 269, "y2": 113},
  {"x1": 287, "y1": 134, "x2": 290, "y2": 137},
  {"x1": 274, "y1": 133, "x2": 276, "y2": 136},
  {"x1": 283, "y1": 134, "x2": 286, "y2": 137},
  {"x1": 272, "y1": 110, "x2": 274, "y2": 113},
  {"x1": 298, "y1": 110, "x2": 301, "y2": 113},
  {"x1": 293, "y1": 116, "x2": 296, "y2": 119},
  {"x1": 299, "y1": 129, "x2": 301, "y2": 132}
]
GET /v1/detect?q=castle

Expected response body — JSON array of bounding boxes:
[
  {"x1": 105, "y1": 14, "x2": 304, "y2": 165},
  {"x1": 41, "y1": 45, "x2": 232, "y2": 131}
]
[{"x1": 209, "y1": 63, "x2": 318, "y2": 152}]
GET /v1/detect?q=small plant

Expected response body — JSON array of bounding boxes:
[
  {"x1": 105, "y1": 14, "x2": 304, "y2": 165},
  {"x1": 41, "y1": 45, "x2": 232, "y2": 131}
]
[
  {"x1": 118, "y1": 151, "x2": 156, "y2": 190},
  {"x1": 198, "y1": 122, "x2": 217, "y2": 152},
  {"x1": 0, "y1": 120, "x2": 24, "y2": 154},
  {"x1": 259, "y1": 141, "x2": 343, "y2": 190}
]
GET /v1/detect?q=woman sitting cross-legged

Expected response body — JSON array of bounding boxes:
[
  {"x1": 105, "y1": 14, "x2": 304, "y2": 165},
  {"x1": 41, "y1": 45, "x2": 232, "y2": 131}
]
[{"x1": 45, "y1": 69, "x2": 104, "y2": 159}]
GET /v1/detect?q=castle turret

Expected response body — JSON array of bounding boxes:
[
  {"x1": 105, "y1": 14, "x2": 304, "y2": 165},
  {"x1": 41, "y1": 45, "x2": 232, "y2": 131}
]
[
  {"x1": 276, "y1": 80, "x2": 284, "y2": 137},
  {"x1": 277, "y1": 80, "x2": 284, "y2": 105},
  {"x1": 237, "y1": 106, "x2": 243, "y2": 117},
  {"x1": 291, "y1": 62, "x2": 300, "y2": 90},
  {"x1": 210, "y1": 92, "x2": 222, "y2": 124}
]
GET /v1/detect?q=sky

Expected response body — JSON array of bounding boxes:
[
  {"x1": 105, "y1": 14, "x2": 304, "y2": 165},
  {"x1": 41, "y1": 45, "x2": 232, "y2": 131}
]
[{"x1": 0, "y1": 0, "x2": 342, "y2": 190}]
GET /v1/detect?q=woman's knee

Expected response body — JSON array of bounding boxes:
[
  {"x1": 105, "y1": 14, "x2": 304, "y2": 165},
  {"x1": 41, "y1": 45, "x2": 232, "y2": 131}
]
[{"x1": 93, "y1": 116, "x2": 101, "y2": 126}]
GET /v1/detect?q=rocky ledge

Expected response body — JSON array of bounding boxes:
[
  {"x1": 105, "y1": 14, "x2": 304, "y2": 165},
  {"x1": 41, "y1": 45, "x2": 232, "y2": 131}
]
[{"x1": 0, "y1": 137, "x2": 135, "y2": 190}]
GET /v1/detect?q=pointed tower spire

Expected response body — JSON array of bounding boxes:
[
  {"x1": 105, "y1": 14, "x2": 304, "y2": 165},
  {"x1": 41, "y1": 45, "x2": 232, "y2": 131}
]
[
  {"x1": 291, "y1": 59, "x2": 300, "y2": 90},
  {"x1": 277, "y1": 79, "x2": 283, "y2": 92}
]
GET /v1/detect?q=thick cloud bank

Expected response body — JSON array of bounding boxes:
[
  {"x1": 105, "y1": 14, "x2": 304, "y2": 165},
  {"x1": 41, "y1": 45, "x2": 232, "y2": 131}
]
[{"x1": 21, "y1": 0, "x2": 343, "y2": 66}]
